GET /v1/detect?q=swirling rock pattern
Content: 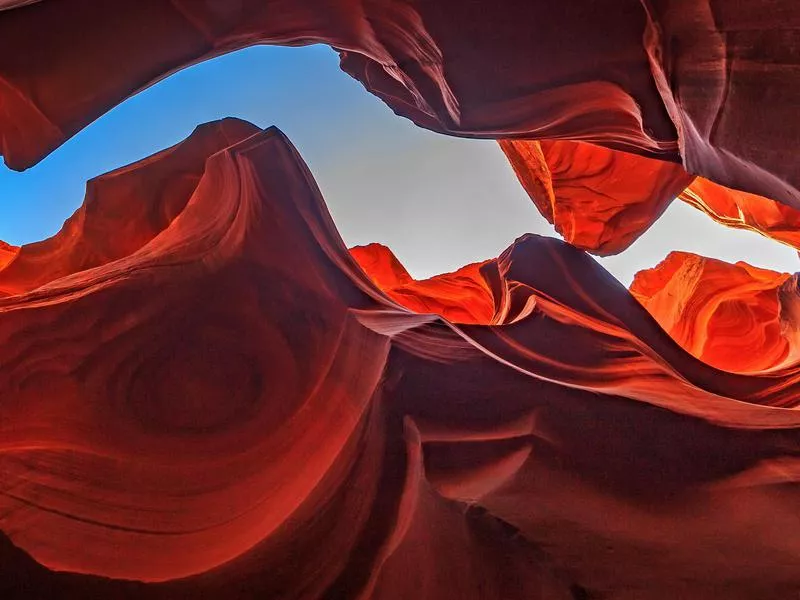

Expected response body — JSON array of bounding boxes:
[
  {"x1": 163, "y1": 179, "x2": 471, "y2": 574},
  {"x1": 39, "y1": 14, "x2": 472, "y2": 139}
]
[
  {"x1": 1, "y1": 121, "x2": 799, "y2": 599},
  {"x1": 631, "y1": 252, "x2": 800, "y2": 372}
]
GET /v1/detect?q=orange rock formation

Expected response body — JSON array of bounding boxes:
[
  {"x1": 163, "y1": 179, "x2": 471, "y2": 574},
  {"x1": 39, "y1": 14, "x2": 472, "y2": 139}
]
[
  {"x1": 499, "y1": 139, "x2": 694, "y2": 254},
  {"x1": 350, "y1": 244, "x2": 497, "y2": 324},
  {"x1": 632, "y1": 252, "x2": 800, "y2": 373}
]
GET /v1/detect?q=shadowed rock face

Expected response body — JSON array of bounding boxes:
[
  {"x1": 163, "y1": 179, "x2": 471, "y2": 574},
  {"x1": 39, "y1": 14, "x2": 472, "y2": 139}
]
[
  {"x1": 4, "y1": 0, "x2": 800, "y2": 209},
  {"x1": 354, "y1": 240, "x2": 800, "y2": 375},
  {"x1": 0, "y1": 121, "x2": 799, "y2": 599}
]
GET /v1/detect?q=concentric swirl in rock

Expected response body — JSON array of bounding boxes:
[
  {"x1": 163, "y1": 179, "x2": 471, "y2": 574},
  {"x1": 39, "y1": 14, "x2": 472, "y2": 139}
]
[{"x1": 0, "y1": 122, "x2": 393, "y2": 583}]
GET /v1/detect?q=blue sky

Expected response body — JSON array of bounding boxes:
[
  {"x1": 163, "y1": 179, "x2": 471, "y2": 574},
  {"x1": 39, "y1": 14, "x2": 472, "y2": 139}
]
[{"x1": 1, "y1": 44, "x2": 796, "y2": 284}]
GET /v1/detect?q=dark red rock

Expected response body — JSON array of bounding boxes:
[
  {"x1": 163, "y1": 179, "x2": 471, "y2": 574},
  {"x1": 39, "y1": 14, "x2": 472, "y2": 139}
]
[{"x1": 3, "y1": 0, "x2": 800, "y2": 208}]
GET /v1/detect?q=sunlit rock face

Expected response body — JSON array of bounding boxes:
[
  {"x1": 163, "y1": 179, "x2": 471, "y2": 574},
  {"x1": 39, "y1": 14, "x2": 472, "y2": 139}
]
[
  {"x1": 1, "y1": 121, "x2": 799, "y2": 600},
  {"x1": 631, "y1": 252, "x2": 800, "y2": 373},
  {"x1": 500, "y1": 138, "x2": 800, "y2": 256},
  {"x1": 350, "y1": 243, "x2": 497, "y2": 324},
  {"x1": 678, "y1": 177, "x2": 800, "y2": 250},
  {"x1": 499, "y1": 139, "x2": 695, "y2": 254}
]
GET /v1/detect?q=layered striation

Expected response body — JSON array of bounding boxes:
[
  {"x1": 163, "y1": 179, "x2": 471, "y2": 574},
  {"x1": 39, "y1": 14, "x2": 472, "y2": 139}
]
[{"x1": 1, "y1": 121, "x2": 799, "y2": 599}]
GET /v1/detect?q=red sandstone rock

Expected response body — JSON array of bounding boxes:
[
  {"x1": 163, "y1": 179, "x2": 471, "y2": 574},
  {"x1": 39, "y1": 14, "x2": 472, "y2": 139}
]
[
  {"x1": 348, "y1": 243, "x2": 414, "y2": 290},
  {"x1": 3, "y1": 0, "x2": 800, "y2": 209},
  {"x1": 502, "y1": 138, "x2": 800, "y2": 255},
  {"x1": 3, "y1": 2, "x2": 800, "y2": 599},
  {"x1": 0, "y1": 118, "x2": 260, "y2": 295},
  {"x1": 1, "y1": 121, "x2": 799, "y2": 599},
  {"x1": 679, "y1": 177, "x2": 800, "y2": 250},
  {"x1": 0, "y1": 241, "x2": 18, "y2": 270}
]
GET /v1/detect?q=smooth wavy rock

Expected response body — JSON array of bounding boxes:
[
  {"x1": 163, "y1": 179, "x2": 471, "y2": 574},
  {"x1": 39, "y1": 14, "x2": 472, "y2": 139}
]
[
  {"x1": 1, "y1": 120, "x2": 799, "y2": 599},
  {"x1": 0, "y1": 118, "x2": 261, "y2": 295},
  {"x1": 631, "y1": 252, "x2": 800, "y2": 372},
  {"x1": 3, "y1": 0, "x2": 800, "y2": 207}
]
